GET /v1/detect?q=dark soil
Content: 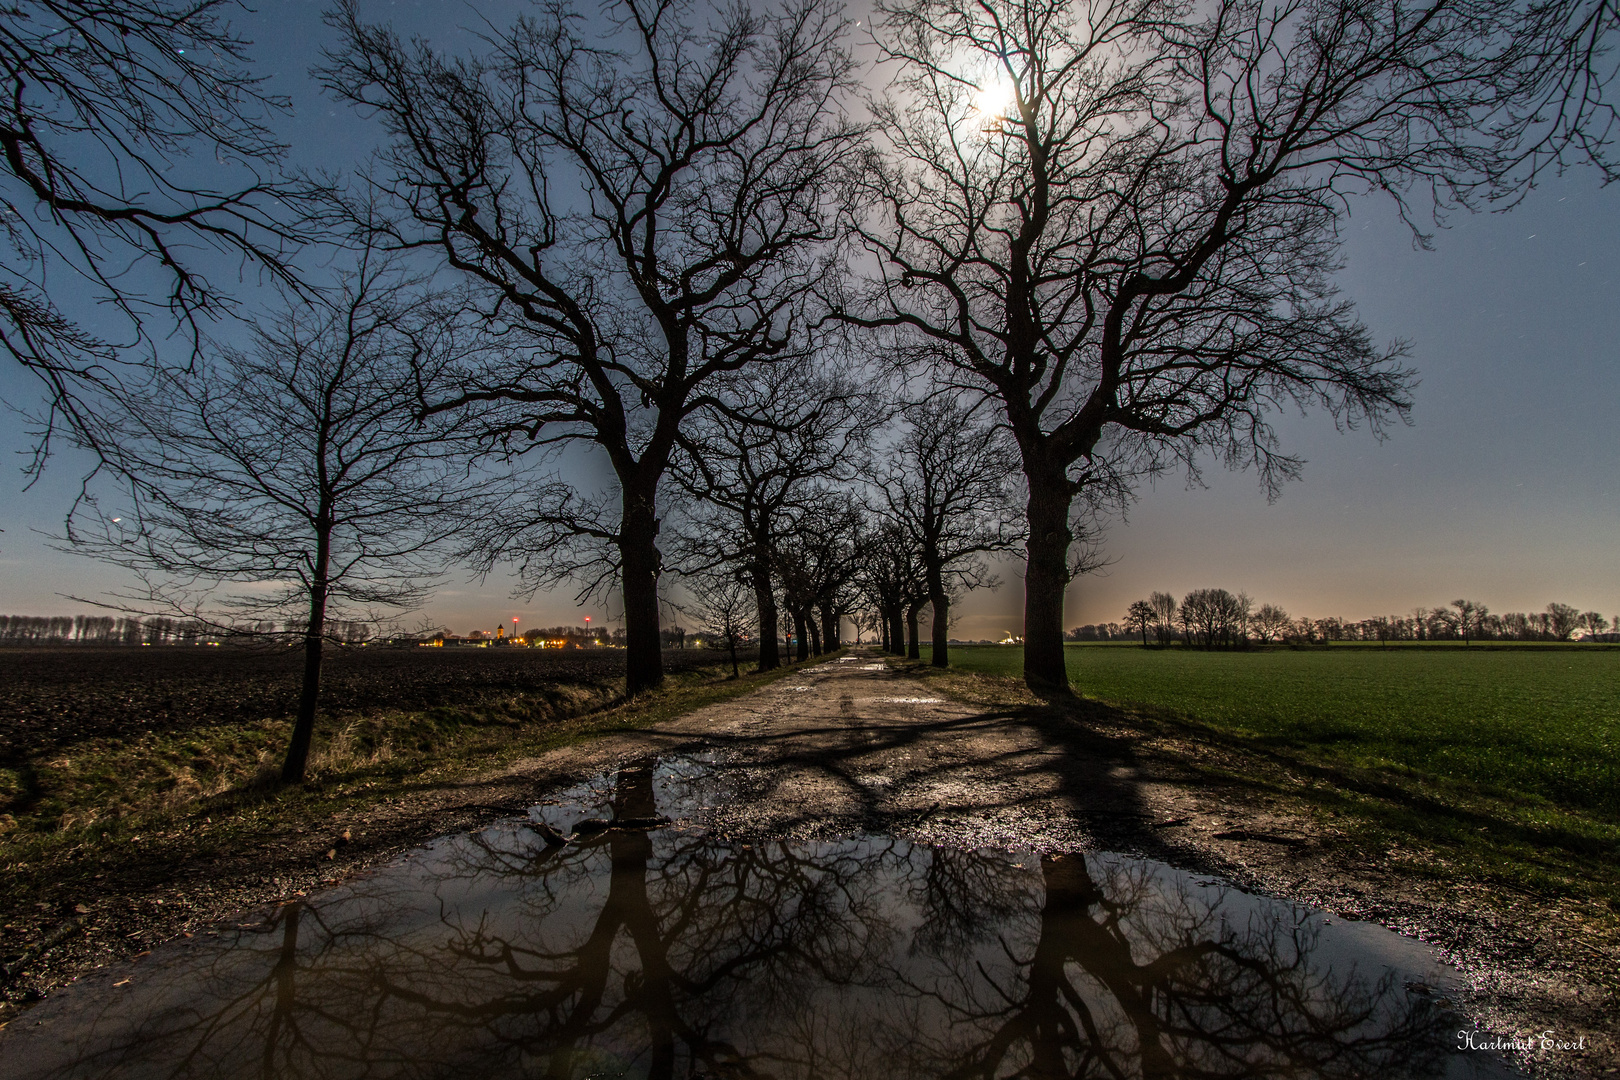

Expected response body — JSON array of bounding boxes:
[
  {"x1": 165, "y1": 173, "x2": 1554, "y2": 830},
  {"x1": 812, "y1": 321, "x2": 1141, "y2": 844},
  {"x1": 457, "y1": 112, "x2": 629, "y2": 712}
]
[{"x1": 0, "y1": 646, "x2": 741, "y2": 767}]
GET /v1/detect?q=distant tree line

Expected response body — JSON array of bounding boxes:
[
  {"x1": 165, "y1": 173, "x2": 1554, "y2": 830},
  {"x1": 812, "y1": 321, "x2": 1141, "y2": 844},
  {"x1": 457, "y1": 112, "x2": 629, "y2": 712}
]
[
  {"x1": 0, "y1": 615, "x2": 212, "y2": 645},
  {"x1": 1121, "y1": 592, "x2": 1615, "y2": 648},
  {"x1": 0, "y1": 615, "x2": 381, "y2": 647},
  {"x1": 1066, "y1": 624, "x2": 1127, "y2": 642}
]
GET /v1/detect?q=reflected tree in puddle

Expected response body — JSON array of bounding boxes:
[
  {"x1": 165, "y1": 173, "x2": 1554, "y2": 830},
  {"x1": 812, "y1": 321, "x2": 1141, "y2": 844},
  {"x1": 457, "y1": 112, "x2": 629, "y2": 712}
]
[
  {"x1": 10, "y1": 758, "x2": 1457, "y2": 1079},
  {"x1": 893, "y1": 852, "x2": 1446, "y2": 1079},
  {"x1": 405, "y1": 757, "x2": 906, "y2": 1077}
]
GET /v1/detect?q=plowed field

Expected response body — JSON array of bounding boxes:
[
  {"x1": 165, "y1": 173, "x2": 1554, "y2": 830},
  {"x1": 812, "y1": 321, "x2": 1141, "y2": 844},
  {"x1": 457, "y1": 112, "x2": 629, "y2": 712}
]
[{"x1": 0, "y1": 646, "x2": 735, "y2": 767}]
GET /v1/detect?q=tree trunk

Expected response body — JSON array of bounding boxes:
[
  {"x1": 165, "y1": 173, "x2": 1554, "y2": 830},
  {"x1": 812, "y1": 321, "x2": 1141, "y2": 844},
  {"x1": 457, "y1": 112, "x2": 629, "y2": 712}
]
[
  {"x1": 727, "y1": 633, "x2": 739, "y2": 678},
  {"x1": 879, "y1": 613, "x2": 890, "y2": 652},
  {"x1": 281, "y1": 547, "x2": 329, "y2": 784},
  {"x1": 906, "y1": 601, "x2": 922, "y2": 660},
  {"x1": 807, "y1": 615, "x2": 822, "y2": 656},
  {"x1": 927, "y1": 561, "x2": 950, "y2": 668},
  {"x1": 793, "y1": 610, "x2": 810, "y2": 661},
  {"x1": 820, "y1": 603, "x2": 839, "y2": 651},
  {"x1": 619, "y1": 490, "x2": 664, "y2": 696},
  {"x1": 886, "y1": 605, "x2": 905, "y2": 657},
  {"x1": 750, "y1": 555, "x2": 780, "y2": 672},
  {"x1": 1023, "y1": 476, "x2": 1074, "y2": 696}
]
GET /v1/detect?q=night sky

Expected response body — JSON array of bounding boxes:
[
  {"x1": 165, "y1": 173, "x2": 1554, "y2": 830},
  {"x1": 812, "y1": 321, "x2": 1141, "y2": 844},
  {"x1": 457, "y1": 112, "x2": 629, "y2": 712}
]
[{"x1": 1, "y1": 0, "x2": 1615, "y2": 640}]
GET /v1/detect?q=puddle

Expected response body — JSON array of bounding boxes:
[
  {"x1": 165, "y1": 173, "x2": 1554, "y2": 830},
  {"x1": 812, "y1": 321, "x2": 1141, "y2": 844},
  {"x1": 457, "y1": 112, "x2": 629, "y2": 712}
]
[{"x1": 2, "y1": 755, "x2": 1522, "y2": 1079}]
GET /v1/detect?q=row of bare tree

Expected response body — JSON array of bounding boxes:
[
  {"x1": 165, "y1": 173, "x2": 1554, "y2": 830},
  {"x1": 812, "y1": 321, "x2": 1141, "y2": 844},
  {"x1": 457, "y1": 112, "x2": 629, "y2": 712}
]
[
  {"x1": 5, "y1": 0, "x2": 1619, "y2": 778},
  {"x1": 673, "y1": 390, "x2": 1024, "y2": 674},
  {"x1": 1125, "y1": 592, "x2": 1614, "y2": 647}
]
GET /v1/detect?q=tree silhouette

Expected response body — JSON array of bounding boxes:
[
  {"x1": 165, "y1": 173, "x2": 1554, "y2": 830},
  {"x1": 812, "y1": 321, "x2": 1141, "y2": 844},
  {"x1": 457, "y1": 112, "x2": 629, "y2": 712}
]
[
  {"x1": 672, "y1": 362, "x2": 875, "y2": 670},
  {"x1": 869, "y1": 396, "x2": 1023, "y2": 667},
  {"x1": 0, "y1": 0, "x2": 309, "y2": 463},
  {"x1": 323, "y1": 0, "x2": 861, "y2": 695},
  {"x1": 843, "y1": 0, "x2": 1560, "y2": 693},
  {"x1": 65, "y1": 249, "x2": 507, "y2": 782}
]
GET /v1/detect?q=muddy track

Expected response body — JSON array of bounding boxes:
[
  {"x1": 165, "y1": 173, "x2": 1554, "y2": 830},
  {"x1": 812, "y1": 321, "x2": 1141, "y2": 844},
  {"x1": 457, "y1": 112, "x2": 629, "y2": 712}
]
[{"x1": 3, "y1": 650, "x2": 1614, "y2": 1076}]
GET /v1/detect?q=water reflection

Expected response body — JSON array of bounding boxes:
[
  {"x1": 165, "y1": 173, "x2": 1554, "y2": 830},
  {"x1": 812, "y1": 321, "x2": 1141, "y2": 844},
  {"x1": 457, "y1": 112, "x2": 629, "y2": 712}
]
[{"x1": 5, "y1": 756, "x2": 1494, "y2": 1079}]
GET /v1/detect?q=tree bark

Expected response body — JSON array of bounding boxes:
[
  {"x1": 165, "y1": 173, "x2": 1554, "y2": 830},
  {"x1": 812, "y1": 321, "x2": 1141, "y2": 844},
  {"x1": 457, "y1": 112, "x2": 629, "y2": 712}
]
[
  {"x1": 619, "y1": 488, "x2": 665, "y2": 696},
  {"x1": 1023, "y1": 477, "x2": 1074, "y2": 696},
  {"x1": 281, "y1": 537, "x2": 329, "y2": 784},
  {"x1": 807, "y1": 615, "x2": 822, "y2": 656},
  {"x1": 886, "y1": 605, "x2": 905, "y2": 657},
  {"x1": 905, "y1": 601, "x2": 922, "y2": 660},
  {"x1": 751, "y1": 555, "x2": 780, "y2": 672},
  {"x1": 879, "y1": 613, "x2": 890, "y2": 652},
  {"x1": 819, "y1": 603, "x2": 839, "y2": 651},
  {"x1": 793, "y1": 610, "x2": 810, "y2": 661},
  {"x1": 927, "y1": 561, "x2": 950, "y2": 668}
]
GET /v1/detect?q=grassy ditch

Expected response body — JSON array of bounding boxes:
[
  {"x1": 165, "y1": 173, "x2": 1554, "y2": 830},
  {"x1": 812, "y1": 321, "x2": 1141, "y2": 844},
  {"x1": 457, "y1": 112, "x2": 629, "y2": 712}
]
[
  {"x1": 0, "y1": 651, "x2": 836, "y2": 929},
  {"x1": 915, "y1": 644, "x2": 1620, "y2": 913},
  {"x1": 0, "y1": 681, "x2": 618, "y2": 840}
]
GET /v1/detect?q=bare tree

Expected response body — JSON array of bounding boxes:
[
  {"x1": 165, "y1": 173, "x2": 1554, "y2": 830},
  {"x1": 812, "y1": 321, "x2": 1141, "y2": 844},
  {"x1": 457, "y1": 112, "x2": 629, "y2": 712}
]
[
  {"x1": 682, "y1": 570, "x2": 757, "y2": 677},
  {"x1": 1179, "y1": 588, "x2": 1250, "y2": 649},
  {"x1": 671, "y1": 363, "x2": 875, "y2": 671},
  {"x1": 1493, "y1": 0, "x2": 1620, "y2": 188},
  {"x1": 844, "y1": 0, "x2": 1543, "y2": 693},
  {"x1": 0, "y1": 0, "x2": 308, "y2": 461},
  {"x1": 857, "y1": 520, "x2": 927, "y2": 655},
  {"x1": 323, "y1": 0, "x2": 861, "y2": 696},
  {"x1": 65, "y1": 254, "x2": 507, "y2": 783},
  {"x1": 1124, "y1": 599, "x2": 1154, "y2": 646},
  {"x1": 769, "y1": 490, "x2": 862, "y2": 659},
  {"x1": 775, "y1": 527, "x2": 823, "y2": 660},
  {"x1": 1546, "y1": 602, "x2": 1582, "y2": 641},
  {"x1": 1450, "y1": 598, "x2": 1489, "y2": 645},
  {"x1": 777, "y1": 490, "x2": 866, "y2": 655},
  {"x1": 868, "y1": 395, "x2": 1023, "y2": 667},
  {"x1": 1149, "y1": 590, "x2": 1178, "y2": 647},
  {"x1": 1252, "y1": 603, "x2": 1291, "y2": 645}
]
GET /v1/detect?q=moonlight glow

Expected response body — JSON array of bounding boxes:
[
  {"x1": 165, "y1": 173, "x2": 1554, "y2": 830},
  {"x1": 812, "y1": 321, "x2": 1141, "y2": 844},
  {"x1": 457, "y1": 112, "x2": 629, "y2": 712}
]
[{"x1": 971, "y1": 75, "x2": 1017, "y2": 122}]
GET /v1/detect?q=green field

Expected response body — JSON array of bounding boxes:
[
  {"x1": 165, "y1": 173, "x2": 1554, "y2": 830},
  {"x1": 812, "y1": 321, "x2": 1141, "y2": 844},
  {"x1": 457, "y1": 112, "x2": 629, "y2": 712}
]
[{"x1": 930, "y1": 643, "x2": 1620, "y2": 902}]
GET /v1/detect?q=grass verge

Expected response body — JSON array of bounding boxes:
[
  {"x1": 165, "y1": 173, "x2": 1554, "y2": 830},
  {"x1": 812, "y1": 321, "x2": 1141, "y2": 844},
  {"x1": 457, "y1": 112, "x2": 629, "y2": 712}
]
[{"x1": 908, "y1": 645, "x2": 1620, "y2": 918}]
